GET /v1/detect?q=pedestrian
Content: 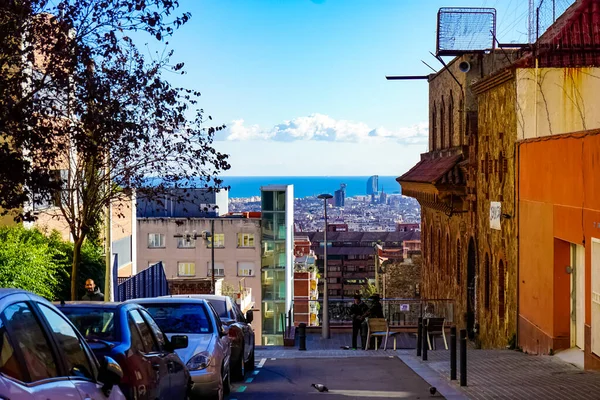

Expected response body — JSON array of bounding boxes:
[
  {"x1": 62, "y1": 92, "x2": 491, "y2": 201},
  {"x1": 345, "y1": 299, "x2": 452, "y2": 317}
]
[
  {"x1": 361, "y1": 294, "x2": 384, "y2": 349},
  {"x1": 349, "y1": 295, "x2": 368, "y2": 349},
  {"x1": 82, "y1": 279, "x2": 104, "y2": 301}
]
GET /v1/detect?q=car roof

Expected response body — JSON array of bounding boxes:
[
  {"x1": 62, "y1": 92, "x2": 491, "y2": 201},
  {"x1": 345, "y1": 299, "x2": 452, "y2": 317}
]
[
  {"x1": 55, "y1": 301, "x2": 134, "y2": 310},
  {"x1": 166, "y1": 294, "x2": 229, "y2": 302},
  {"x1": 126, "y1": 297, "x2": 209, "y2": 305},
  {"x1": 0, "y1": 288, "x2": 31, "y2": 299}
]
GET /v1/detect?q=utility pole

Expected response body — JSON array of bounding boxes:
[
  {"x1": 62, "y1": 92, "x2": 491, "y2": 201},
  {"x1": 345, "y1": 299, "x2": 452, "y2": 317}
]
[{"x1": 211, "y1": 218, "x2": 215, "y2": 294}]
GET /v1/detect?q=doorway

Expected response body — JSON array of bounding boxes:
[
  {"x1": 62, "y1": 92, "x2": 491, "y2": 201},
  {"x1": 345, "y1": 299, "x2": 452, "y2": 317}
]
[
  {"x1": 570, "y1": 244, "x2": 585, "y2": 349},
  {"x1": 467, "y1": 238, "x2": 477, "y2": 339}
]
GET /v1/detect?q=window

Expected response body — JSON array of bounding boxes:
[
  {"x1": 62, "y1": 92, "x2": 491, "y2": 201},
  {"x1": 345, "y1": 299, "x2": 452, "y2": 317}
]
[
  {"x1": 130, "y1": 310, "x2": 158, "y2": 352},
  {"x1": 206, "y1": 233, "x2": 225, "y2": 248},
  {"x1": 0, "y1": 315, "x2": 26, "y2": 381},
  {"x1": 140, "y1": 310, "x2": 166, "y2": 349},
  {"x1": 498, "y1": 151, "x2": 504, "y2": 183},
  {"x1": 178, "y1": 262, "x2": 196, "y2": 277},
  {"x1": 446, "y1": 233, "x2": 451, "y2": 276},
  {"x1": 38, "y1": 305, "x2": 94, "y2": 380},
  {"x1": 485, "y1": 253, "x2": 491, "y2": 310},
  {"x1": 127, "y1": 316, "x2": 145, "y2": 353},
  {"x1": 498, "y1": 260, "x2": 505, "y2": 322},
  {"x1": 238, "y1": 261, "x2": 255, "y2": 277},
  {"x1": 177, "y1": 237, "x2": 196, "y2": 248},
  {"x1": 148, "y1": 233, "x2": 165, "y2": 248},
  {"x1": 60, "y1": 307, "x2": 116, "y2": 341},
  {"x1": 207, "y1": 261, "x2": 225, "y2": 277},
  {"x1": 440, "y1": 96, "x2": 445, "y2": 150},
  {"x1": 448, "y1": 91, "x2": 454, "y2": 147},
  {"x1": 437, "y1": 229, "x2": 441, "y2": 269},
  {"x1": 144, "y1": 303, "x2": 212, "y2": 334},
  {"x1": 456, "y1": 239, "x2": 462, "y2": 285},
  {"x1": 2, "y1": 302, "x2": 57, "y2": 382},
  {"x1": 237, "y1": 233, "x2": 255, "y2": 248},
  {"x1": 431, "y1": 105, "x2": 437, "y2": 151}
]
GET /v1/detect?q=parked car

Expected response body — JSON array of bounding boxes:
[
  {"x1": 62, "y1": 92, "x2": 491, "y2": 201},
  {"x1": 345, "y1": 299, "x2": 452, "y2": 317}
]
[
  {"x1": 127, "y1": 297, "x2": 231, "y2": 400},
  {"x1": 169, "y1": 295, "x2": 255, "y2": 381},
  {"x1": 57, "y1": 301, "x2": 190, "y2": 400},
  {"x1": 0, "y1": 289, "x2": 125, "y2": 400}
]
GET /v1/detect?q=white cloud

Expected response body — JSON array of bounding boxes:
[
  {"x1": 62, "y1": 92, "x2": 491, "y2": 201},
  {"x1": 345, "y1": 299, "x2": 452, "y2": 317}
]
[{"x1": 220, "y1": 113, "x2": 428, "y2": 144}]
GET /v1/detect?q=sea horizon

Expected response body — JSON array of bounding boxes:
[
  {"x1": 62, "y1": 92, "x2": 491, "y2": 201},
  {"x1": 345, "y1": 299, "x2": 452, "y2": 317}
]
[{"x1": 216, "y1": 176, "x2": 402, "y2": 199}]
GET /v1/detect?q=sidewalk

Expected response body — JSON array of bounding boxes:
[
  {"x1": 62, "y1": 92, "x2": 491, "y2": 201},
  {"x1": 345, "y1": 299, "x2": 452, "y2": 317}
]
[
  {"x1": 256, "y1": 332, "x2": 600, "y2": 399},
  {"x1": 398, "y1": 348, "x2": 600, "y2": 400}
]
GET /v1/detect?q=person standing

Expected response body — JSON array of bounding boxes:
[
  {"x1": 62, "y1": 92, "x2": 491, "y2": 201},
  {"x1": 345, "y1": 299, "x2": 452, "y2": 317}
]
[
  {"x1": 82, "y1": 279, "x2": 105, "y2": 301},
  {"x1": 349, "y1": 295, "x2": 368, "y2": 350}
]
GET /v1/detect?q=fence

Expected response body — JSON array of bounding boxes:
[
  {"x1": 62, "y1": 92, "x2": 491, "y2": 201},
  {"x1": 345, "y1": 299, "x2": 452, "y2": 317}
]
[
  {"x1": 295, "y1": 298, "x2": 454, "y2": 328},
  {"x1": 116, "y1": 262, "x2": 170, "y2": 302}
]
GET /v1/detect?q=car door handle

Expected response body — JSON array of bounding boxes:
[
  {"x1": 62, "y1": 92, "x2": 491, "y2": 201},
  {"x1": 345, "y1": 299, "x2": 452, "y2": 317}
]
[{"x1": 152, "y1": 363, "x2": 161, "y2": 371}]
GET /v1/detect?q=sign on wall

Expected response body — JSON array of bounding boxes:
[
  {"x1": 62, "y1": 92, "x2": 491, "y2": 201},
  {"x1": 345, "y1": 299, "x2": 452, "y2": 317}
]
[{"x1": 490, "y1": 202, "x2": 501, "y2": 230}]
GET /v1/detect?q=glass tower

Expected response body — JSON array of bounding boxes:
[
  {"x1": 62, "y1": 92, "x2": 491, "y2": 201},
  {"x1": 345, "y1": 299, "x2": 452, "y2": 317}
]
[{"x1": 260, "y1": 185, "x2": 294, "y2": 345}]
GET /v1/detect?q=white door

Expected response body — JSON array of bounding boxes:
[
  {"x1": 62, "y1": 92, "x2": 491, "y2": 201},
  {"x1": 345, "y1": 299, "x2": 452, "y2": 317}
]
[
  {"x1": 592, "y1": 238, "x2": 600, "y2": 356},
  {"x1": 570, "y1": 244, "x2": 585, "y2": 349}
]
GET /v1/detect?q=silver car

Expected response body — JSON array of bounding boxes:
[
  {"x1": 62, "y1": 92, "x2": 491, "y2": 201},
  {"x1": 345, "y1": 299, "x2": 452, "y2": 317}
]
[{"x1": 128, "y1": 297, "x2": 231, "y2": 400}]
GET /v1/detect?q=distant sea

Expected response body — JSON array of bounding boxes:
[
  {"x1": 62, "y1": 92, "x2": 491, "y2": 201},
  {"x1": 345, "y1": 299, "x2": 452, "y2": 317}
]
[{"x1": 219, "y1": 176, "x2": 402, "y2": 199}]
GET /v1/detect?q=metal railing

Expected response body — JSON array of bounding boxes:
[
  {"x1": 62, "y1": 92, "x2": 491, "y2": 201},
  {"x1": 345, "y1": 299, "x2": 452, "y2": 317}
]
[{"x1": 292, "y1": 298, "x2": 454, "y2": 328}]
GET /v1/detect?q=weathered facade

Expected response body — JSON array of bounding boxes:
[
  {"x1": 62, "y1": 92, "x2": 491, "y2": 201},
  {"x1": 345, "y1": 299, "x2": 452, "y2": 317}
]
[
  {"x1": 471, "y1": 70, "x2": 518, "y2": 348},
  {"x1": 398, "y1": 52, "x2": 520, "y2": 347},
  {"x1": 514, "y1": 0, "x2": 600, "y2": 370}
]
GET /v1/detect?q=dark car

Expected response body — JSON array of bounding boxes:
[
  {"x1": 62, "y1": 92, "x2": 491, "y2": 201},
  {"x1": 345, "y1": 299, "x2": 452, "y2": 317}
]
[
  {"x1": 0, "y1": 289, "x2": 125, "y2": 400},
  {"x1": 58, "y1": 301, "x2": 190, "y2": 400},
  {"x1": 169, "y1": 295, "x2": 255, "y2": 381}
]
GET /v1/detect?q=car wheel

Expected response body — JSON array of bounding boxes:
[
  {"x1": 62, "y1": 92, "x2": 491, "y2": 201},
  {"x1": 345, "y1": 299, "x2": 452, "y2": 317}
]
[
  {"x1": 223, "y1": 363, "x2": 231, "y2": 395},
  {"x1": 245, "y1": 345, "x2": 255, "y2": 371}
]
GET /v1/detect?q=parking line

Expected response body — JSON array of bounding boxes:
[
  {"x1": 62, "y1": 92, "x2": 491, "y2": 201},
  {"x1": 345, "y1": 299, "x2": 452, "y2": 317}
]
[
  {"x1": 252, "y1": 370, "x2": 260, "y2": 375},
  {"x1": 245, "y1": 377, "x2": 254, "y2": 383},
  {"x1": 257, "y1": 358, "x2": 267, "y2": 369},
  {"x1": 236, "y1": 385, "x2": 247, "y2": 393}
]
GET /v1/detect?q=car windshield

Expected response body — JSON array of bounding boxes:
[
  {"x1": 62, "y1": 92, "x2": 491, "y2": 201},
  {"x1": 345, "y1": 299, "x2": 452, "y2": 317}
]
[
  {"x1": 207, "y1": 300, "x2": 228, "y2": 319},
  {"x1": 143, "y1": 303, "x2": 213, "y2": 334},
  {"x1": 61, "y1": 307, "x2": 117, "y2": 342}
]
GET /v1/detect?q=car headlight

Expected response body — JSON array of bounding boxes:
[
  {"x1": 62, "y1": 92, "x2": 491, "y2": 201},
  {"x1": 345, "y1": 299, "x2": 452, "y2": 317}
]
[{"x1": 186, "y1": 352, "x2": 211, "y2": 371}]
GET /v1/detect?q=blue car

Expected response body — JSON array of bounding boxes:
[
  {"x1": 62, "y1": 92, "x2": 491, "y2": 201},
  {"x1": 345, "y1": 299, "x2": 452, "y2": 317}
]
[{"x1": 58, "y1": 301, "x2": 190, "y2": 400}]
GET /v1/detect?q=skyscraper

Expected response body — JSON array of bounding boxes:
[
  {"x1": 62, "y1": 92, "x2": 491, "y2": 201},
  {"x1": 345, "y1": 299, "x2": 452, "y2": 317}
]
[
  {"x1": 366, "y1": 175, "x2": 379, "y2": 195},
  {"x1": 334, "y1": 183, "x2": 346, "y2": 207}
]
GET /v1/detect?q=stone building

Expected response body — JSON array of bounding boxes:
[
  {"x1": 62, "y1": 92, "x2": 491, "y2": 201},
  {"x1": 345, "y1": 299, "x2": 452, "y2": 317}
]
[{"x1": 398, "y1": 51, "x2": 520, "y2": 347}]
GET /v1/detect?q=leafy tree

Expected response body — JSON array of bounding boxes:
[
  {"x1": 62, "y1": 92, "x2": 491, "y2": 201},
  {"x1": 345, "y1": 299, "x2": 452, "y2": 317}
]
[
  {"x1": 0, "y1": 226, "x2": 59, "y2": 299},
  {"x1": 1, "y1": 1, "x2": 230, "y2": 299}
]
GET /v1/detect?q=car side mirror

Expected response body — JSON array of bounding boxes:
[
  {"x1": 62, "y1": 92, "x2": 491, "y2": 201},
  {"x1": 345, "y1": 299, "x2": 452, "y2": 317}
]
[
  {"x1": 245, "y1": 310, "x2": 254, "y2": 324},
  {"x1": 170, "y1": 335, "x2": 188, "y2": 350},
  {"x1": 220, "y1": 325, "x2": 229, "y2": 338},
  {"x1": 99, "y1": 356, "x2": 123, "y2": 396}
]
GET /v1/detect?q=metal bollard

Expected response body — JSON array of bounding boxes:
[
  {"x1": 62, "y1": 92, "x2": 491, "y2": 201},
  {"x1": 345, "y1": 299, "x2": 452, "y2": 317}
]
[
  {"x1": 422, "y1": 323, "x2": 428, "y2": 361},
  {"x1": 298, "y1": 323, "x2": 307, "y2": 351},
  {"x1": 460, "y1": 329, "x2": 467, "y2": 386},
  {"x1": 450, "y1": 326, "x2": 457, "y2": 380},
  {"x1": 417, "y1": 317, "x2": 422, "y2": 357}
]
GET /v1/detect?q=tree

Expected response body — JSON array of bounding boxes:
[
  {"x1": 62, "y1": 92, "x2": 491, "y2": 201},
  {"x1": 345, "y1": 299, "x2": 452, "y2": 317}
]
[
  {"x1": 1, "y1": 1, "x2": 230, "y2": 299},
  {"x1": 0, "y1": 226, "x2": 59, "y2": 299}
]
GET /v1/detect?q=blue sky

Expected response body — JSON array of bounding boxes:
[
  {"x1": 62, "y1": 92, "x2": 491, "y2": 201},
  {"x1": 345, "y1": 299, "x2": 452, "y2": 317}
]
[{"x1": 162, "y1": 0, "x2": 531, "y2": 176}]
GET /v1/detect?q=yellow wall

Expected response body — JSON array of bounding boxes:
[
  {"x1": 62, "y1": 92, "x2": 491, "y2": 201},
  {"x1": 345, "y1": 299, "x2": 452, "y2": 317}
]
[{"x1": 517, "y1": 67, "x2": 600, "y2": 140}]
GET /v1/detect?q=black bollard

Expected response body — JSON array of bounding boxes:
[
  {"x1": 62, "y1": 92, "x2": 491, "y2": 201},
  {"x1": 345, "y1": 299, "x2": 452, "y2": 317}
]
[
  {"x1": 298, "y1": 323, "x2": 307, "y2": 351},
  {"x1": 422, "y1": 322, "x2": 428, "y2": 361},
  {"x1": 417, "y1": 317, "x2": 422, "y2": 357},
  {"x1": 450, "y1": 326, "x2": 457, "y2": 380},
  {"x1": 460, "y1": 329, "x2": 467, "y2": 386}
]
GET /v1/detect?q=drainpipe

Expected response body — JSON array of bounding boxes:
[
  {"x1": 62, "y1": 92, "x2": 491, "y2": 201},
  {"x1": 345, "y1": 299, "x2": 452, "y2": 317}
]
[{"x1": 515, "y1": 141, "x2": 520, "y2": 347}]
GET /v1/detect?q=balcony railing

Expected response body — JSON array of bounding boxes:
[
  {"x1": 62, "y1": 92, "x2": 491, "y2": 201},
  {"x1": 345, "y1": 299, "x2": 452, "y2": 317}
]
[{"x1": 292, "y1": 298, "x2": 454, "y2": 328}]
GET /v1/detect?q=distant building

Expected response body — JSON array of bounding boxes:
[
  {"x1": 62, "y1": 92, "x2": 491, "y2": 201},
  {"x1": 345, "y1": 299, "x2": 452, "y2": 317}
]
[
  {"x1": 136, "y1": 213, "x2": 262, "y2": 344},
  {"x1": 334, "y1": 183, "x2": 346, "y2": 207},
  {"x1": 136, "y1": 188, "x2": 229, "y2": 218},
  {"x1": 379, "y1": 189, "x2": 387, "y2": 205},
  {"x1": 260, "y1": 184, "x2": 294, "y2": 345},
  {"x1": 327, "y1": 223, "x2": 348, "y2": 232},
  {"x1": 397, "y1": 223, "x2": 420, "y2": 232},
  {"x1": 366, "y1": 175, "x2": 379, "y2": 195}
]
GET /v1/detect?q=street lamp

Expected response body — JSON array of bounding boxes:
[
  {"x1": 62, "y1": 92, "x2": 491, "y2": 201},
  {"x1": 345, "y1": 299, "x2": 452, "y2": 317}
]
[{"x1": 317, "y1": 193, "x2": 333, "y2": 339}]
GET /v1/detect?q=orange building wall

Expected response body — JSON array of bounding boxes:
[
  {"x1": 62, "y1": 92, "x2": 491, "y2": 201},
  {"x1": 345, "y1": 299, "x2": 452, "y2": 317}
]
[{"x1": 519, "y1": 129, "x2": 600, "y2": 369}]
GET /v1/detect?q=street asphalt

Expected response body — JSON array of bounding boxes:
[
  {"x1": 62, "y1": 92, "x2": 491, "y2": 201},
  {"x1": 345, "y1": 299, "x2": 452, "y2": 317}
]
[{"x1": 228, "y1": 356, "x2": 444, "y2": 399}]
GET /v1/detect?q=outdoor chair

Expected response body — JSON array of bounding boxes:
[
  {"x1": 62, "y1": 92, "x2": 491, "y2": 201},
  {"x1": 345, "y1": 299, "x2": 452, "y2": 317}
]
[
  {"x1": 365, "y1": 318, "x2": 399, "y2": 350},
  {"x1": 425, "y1": 317, "x2": 447, "y2": 350}
]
